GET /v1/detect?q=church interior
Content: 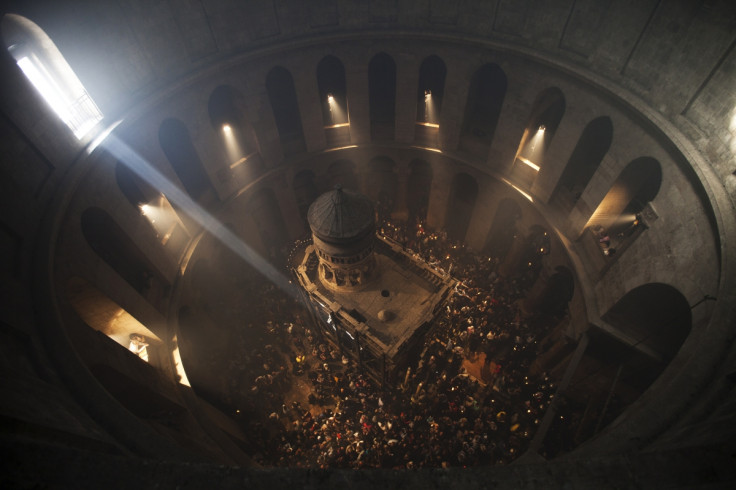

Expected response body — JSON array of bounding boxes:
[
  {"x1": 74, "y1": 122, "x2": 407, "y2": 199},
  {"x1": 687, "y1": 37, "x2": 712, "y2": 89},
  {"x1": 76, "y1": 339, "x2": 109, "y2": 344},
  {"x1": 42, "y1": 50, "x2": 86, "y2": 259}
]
[{"x1": 2, "y1": 0, "x2": 736, "y2": 487}]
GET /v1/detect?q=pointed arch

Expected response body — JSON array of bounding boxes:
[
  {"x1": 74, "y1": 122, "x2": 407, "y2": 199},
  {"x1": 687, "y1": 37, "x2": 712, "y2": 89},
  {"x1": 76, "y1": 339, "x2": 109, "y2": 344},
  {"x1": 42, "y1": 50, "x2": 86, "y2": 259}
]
[{"x1": 293, "y1": 169, "x2": 319, "y2": 222}]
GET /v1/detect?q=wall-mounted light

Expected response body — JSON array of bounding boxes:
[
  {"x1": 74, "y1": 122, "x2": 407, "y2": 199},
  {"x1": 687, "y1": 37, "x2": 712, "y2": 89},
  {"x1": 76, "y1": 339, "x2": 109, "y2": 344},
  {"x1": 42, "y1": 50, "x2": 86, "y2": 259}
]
[{"x1": 222, "y1": 124, "x2": 232, "y2": 133}]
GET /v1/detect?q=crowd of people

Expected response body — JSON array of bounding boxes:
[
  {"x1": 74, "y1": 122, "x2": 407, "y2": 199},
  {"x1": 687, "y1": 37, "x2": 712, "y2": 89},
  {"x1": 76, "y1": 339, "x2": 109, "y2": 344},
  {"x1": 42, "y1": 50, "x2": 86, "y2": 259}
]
[{"x1": 196, "y1": 218, "x2": 576, "y2": 468}]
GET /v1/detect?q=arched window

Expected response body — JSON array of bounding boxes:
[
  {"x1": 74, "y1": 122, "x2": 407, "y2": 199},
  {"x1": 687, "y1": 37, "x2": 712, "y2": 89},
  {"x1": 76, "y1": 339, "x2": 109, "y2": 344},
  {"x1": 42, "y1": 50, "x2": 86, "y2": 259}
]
[
  {"x1": 584, "y1": 157, "x2": 661, "y2": 256},
  {"x1": 460, "y1": 63, "x2": 507, "y2": 156},
  {"x1": 407, "y1": 159, "x2": 433, "y2": 225},
  {"x1": 2, "y1": 14, "x2": 103, "y2": 139},
  {"x1": 158, "y1": 118, "x2": 213, "y2": 200},
  {"x1": 208, "y1": 85, "x2": 260, "y2": 169},
  {"x1": 369, "y1": 52, "x2": 396, "y2": 141},
  {"x1": 445, "y1": 173, "x2": 478, "y2": 242},
  {"x1": 510, "y1": 88, "x2": 566, "y2": 187},
  {"x1": 551, "y1": 116, "x2": 613, "y2": 212},
  {"x1": 317, "y1": 55, "x2": 350, "y2": 147},
  {"x1": 415, "y1": 55, "x2": 446, "y2": 147},
  {"x1": 266, "y1": 66, "x2": 306, "y2": 155}
]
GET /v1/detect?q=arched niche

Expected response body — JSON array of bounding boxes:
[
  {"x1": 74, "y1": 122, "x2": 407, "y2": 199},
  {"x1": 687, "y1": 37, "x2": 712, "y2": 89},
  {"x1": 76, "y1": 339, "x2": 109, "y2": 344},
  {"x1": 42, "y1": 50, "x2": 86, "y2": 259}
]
[
  {"x1": 176, "y1": 305, "x2": 220, "y2": 401},
  {"x1": 524, "y1": 265, "x2": 575, "y2": 316},
  {"x1": 66, "y1": 276, "x2": 162, "y2": 363},
  {"x1": 445, "y1": 173, "x2": 478, "y2": 242},
  {"x1": 317, "y1": 55, "x2": 349, "y2": 126},
  {"x1": 366, "y1": 156, "x2": 398, "y2": 221},
  {"x1": 407, "y1": 159, "x2": 433, "y2": 225},
  {"x1": 551, "y1": 116, "x2": 613, "y2": 212},
  {"x1": 115, "y1": 161, "x2": 148, "y2": 209},
  {"x1": 293, "y1": 169, "x2": 319, "y2": 222},
  {"x1": 248, "y1": 187, "x2": 289, "y2": 260},
  {"x1": 602, "y1": 283, "x2": 691, "y2": 361},
  {"x1": 585, "y1": 157, "x2": 661, "y2": 235},
  {"x1": 484, "y1": 198, "x2": 522, "y2": 260},
  {"x1": 158, "y1": 118, "x2": 213, "y2": 200},
  {"x1": 416, "y1": 55, "x2": 446, "y2": 124},
  {"x1": 459, "y1": 63, "x2": 507, "y2": 156},
  {"x1": 368, "y1": 52, "x2": 396, "y2": 141},
  {"x1": 81, "y1": 207, "x2": 166, "y2": 297},
  {"x1": 208, "y1": 85, "x2": 259, "y2": 164},
  {"x1": 511, "y1": 88, "x2": 566, "y2": 188},
  {"x1": 327, "y1": 159, "x2": 359, "y2": 191},
  {"x1": 266, "y1": 66, "x2": 306, "y2": 155}
]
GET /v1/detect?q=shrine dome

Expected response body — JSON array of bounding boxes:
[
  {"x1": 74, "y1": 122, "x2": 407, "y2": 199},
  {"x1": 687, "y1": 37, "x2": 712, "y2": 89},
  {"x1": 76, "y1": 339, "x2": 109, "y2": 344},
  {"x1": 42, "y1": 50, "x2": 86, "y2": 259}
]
[{"x1": 307, "y1": 185, "x2": 375, "y2": 245}]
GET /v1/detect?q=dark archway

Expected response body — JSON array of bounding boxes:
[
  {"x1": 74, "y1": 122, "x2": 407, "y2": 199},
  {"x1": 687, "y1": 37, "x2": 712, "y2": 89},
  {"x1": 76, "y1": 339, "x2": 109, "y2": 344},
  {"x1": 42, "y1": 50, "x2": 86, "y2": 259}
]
[
  {"x1": 366, "y1": 156, "x2": 398, "y2": 221},
  {"x1": 158, "y1": 118, "x2": 213, "y2": 200},
  {"x1": 407, "y1": 159, "x2": 433, "y2": 225},
  {"x1": 248, "y1": 188, "x2": 289, "y2": 261},
  {"x1": 459, "y1": 63, "x2": 507, "y2": 157},
  {"x1": 293, "y1": 169, "x2": 319, "y2": 223},
  {"x1": 266, "y1": 66, "x2": 306, "y2": 155},
  {"x1": 603, "y1": 283, "x2": 691, "y2": 361},
  {"x1": 369, "y1": 52, "x2": 397, "y2": 141},
  {"x1": 551, "y1": 116, "x2": 613, "y2": 212},
  {"x1": 484, "y1": 198, "x2": 522, "y2": 260},
  {"x1": 81, "y1": 207, "x2": 163, "y2": 295},
  {"x1": 445, "y1": 173, "x2": 478, "y2": 242},
  {"x1": 115, "y1": 161, "x2": 148, "y2": 209}
]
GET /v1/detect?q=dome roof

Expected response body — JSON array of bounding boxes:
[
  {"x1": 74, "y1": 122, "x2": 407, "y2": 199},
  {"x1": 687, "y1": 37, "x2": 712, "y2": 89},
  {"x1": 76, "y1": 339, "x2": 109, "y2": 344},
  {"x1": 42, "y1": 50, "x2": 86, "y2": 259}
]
[{"x1": 308, "y1": 185, "x2": 375, "y2": 243}]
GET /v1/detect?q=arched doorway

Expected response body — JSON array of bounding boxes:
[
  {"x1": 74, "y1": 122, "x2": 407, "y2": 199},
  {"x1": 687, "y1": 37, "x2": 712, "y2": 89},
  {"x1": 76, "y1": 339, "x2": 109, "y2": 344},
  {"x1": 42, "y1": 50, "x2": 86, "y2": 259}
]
[{"x1": 445, "y1": 173, "x2": 478, "y2": 242}]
